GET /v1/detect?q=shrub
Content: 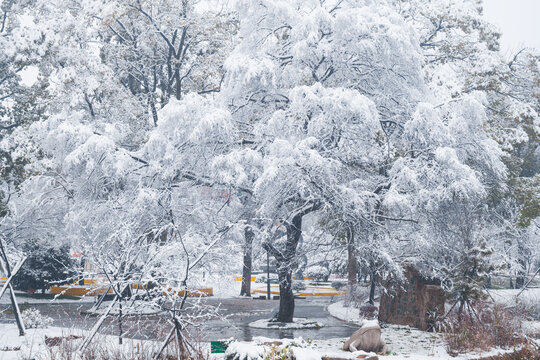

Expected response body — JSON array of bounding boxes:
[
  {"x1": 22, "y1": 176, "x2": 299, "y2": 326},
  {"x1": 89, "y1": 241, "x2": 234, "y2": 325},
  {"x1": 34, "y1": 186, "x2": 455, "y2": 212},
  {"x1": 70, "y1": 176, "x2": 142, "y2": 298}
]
[
  {"x1": 443, "y1": 301, "x2": 526, "y2": 356},
  {"x1": 305, "y1": 266, "x2": 330, "y2": 282},
  {"x1": 263, "y1": 346, "x2": 294, "y2": 360},
  {"x1": 13, "y1": 239, "x2": 74, "y2": 293},
  {"x1": 343, "y1": 284, "x2": 370, "y2": 308},
  {"x1": 291, "y1": 281, "x2": 306, "y2": 291},
  {"x1": 22, "y1": 308, "x2": 53, "y2": 329},
  {"x1": 331, "y1": 281, "x2": 346, "y2": 290},
  {"x1": 358, "y1": 304, "x2": 378, "y2": 320}
]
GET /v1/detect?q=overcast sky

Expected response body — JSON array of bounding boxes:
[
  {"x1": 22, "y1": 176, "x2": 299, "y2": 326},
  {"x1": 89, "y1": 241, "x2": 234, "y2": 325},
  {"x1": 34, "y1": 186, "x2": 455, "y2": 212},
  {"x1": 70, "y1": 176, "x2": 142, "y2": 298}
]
[{"x1": 482, "y1": 0, "x2": 540, "y2": 55}]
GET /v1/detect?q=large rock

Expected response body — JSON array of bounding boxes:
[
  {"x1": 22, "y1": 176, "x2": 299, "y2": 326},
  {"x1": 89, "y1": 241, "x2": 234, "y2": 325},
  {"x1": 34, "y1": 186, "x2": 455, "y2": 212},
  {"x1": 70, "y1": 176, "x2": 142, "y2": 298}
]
[
  {"x1": 343, "y1": 320, "x2": 386, "y2": 353},
  {"x1": 378, "y1": 264, "x2": 445, "y2": 330}
]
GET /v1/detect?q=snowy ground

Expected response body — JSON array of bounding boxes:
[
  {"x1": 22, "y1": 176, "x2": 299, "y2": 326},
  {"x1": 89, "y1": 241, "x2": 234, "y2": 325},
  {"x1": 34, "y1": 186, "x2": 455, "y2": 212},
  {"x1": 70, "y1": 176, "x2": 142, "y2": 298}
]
[
  {"x1": 216, "y1": 333, "x2": 523, "y2": 360},
  {"x1": 206, "y1": 275, "x2": 242, "y2": 298},
  {"x1": 0, "y1": 324, "x2": 164, "y2": 360},
  {"x1": 327, "y1": 300, "x2": 367, "y2": 325},
  {"x1": 0, "y1": 290, "x2": 94, "y2": 305},
  {"x1": 489, "y1": 287, "x2": 540, "y2": 305},
  {"x1": 325, "y1": 300, "x2": 538, "y2": 360},
  {"x1": 0, "y1": 322, "x2": 527, "y2": 360},
  {"x1": 83, "y1": 300, "x2": 163, "y2": 316}
]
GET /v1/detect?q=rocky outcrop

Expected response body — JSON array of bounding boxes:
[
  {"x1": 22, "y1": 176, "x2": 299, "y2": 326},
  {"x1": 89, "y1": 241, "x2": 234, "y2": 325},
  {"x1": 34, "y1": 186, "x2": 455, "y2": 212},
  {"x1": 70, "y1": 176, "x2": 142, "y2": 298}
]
[{"x1": 378, "y1": 264, "x2": 445, "y2": 330}]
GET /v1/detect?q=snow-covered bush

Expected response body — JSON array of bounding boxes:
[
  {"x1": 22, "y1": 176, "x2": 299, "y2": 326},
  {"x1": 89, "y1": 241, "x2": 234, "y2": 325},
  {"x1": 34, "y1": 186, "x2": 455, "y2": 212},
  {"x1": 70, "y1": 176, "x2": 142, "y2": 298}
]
[
  {"x1": 225, "y1": 342, "x2": 266, "y2": 360},
  {"x1": 358, "y1": 304, "x2": 378, "y2": 320},
  {"x1": 264, "y1": 346, "x2": 294, "y2": 360},
  {"x1": 306, "y1": 266, "x2": 330, "y2": 282},
  {"x1": 331, "y1": 281, "x2": 346, "y2": 290},
  {"x1": 22, "y1": 308, "x2": 53, "y2": 328},
  {"x1": 291, "y1": 281, "x2": 306, "y2": 291}
]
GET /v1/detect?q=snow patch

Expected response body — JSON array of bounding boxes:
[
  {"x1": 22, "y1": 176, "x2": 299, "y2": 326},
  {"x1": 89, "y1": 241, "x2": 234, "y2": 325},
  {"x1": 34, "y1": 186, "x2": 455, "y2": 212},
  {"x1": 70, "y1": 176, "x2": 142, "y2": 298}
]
[
  {"x1": 248, "y1": 318, "x2": 323, "y2": 329},
  {"x1": 327, "y1": 300, "x2": 364, "y2": 325}
]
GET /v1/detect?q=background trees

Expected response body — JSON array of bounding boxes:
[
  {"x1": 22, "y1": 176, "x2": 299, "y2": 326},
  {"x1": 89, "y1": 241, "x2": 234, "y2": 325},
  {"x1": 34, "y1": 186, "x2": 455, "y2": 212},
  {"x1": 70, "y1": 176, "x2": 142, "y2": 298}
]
[{"x1": 0, "y1": 0, "x2": 537, "y2": 327}]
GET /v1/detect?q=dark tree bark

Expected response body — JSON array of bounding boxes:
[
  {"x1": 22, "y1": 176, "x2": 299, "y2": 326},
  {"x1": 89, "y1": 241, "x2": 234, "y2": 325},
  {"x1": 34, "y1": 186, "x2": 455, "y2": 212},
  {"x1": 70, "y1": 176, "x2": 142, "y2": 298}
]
[
  {"x1": 347, "y1": 226, "x2": 357, "y2": 286},
  {"x1": 516, "y1": 240, "x2": 527, "y2": 288},
  {"x1": 240, "y1": 225, "x2": 254, "y2": 297},
  {"x1": 275, "y1": 213, "x2": 303, "y2": 322},
  {"x1": 368, "y1": 270, "x2": 377, "y2": 305},
  {"x1": 276, "y1": 265, "x2": 295, "y2": 322},
  {"x1": 263, "y1": 201, "x2": 321, "y2": 323}
]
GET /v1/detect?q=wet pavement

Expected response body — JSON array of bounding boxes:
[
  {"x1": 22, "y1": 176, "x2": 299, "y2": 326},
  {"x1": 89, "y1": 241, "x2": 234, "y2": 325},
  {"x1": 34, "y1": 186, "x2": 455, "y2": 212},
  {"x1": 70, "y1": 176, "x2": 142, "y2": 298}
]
[
  {"x1": 197, "y1": 298, "x2": 357, "y2": 341},
  {"x1": 0, "y1": 297, "x2": 356, "y2": 342}
]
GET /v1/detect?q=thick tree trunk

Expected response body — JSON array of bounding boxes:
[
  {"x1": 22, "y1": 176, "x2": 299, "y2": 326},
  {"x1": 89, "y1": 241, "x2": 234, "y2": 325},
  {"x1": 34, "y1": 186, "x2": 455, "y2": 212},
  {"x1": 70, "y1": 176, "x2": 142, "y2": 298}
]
[
  {"x1": 240, "y1": 225, "x2": 254, "y2": 297},
  {"x1": 274, "y1": 214, "x2": 302, "y2": 323},
  {"x1": 276, "y1": 268, "x2": 294, "y2": 322},
  {"x1": 347, "y1": 226, "x2": 357, "y2": 286},
  {"x1": 264, "y1": 201, "x2": 320, "y2": 323}
]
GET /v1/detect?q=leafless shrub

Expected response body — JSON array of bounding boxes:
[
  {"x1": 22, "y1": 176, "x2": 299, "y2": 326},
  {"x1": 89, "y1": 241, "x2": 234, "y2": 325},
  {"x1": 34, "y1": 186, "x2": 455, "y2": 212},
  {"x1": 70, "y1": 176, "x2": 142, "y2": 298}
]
[
  {"x1": 37, "y1": 329, "x2": 209, "y2": 360},
  {"x1": 443, "y1": 301, "x2": 527, "y2": 356},
  {"x1": 344, "y1": 284, "x2": 370, "y2": 308}
]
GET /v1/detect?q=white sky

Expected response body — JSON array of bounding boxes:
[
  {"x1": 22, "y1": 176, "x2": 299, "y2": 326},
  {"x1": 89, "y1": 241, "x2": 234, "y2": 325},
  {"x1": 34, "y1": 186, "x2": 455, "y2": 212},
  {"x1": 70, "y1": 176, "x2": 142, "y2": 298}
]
[{"x1": 482, "y1": 0, "x2": 540, "y2": 55}]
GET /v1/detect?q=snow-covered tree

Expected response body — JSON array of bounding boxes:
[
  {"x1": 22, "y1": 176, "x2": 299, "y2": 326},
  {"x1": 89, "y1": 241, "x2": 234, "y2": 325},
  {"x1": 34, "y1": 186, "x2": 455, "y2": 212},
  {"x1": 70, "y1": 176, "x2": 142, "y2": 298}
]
[{"x1": 221, "y1": 0, "x2": 425, "y2": 322}]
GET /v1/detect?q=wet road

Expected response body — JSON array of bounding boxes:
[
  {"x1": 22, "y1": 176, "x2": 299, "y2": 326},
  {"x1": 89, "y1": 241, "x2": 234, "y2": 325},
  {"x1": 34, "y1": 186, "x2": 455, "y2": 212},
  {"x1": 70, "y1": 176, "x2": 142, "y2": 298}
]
[{"x1": 0, "y1": 297, "x2": 356, "y2": 342}]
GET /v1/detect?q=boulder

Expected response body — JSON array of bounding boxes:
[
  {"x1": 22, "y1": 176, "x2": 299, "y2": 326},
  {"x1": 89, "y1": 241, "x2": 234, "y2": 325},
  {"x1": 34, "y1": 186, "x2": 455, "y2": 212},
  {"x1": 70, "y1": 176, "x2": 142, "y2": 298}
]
[
  {"x1": 343, "y1": 320, "x2": 386, "y2": 353},
  {"x1": 378, "y1": 264, "x2": 445, "y2": 330}
]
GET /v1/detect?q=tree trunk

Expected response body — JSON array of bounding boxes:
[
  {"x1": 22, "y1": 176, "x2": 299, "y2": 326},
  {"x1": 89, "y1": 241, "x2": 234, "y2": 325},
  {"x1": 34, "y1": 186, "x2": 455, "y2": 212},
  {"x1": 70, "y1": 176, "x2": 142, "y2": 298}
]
[
  {"x1": 274, "y1": 214, "x2": 302, "y2": 323},
  {"x1": 240, "y1": 225, "x2": 254, "y2": 297},
  {"x1": 264, "y1": 202, "x2": 320, "y2": 323},
  {"x1": 174, "y1": 68, "x2": 181, "y2": 100},
  {"x1": 516, "y1": 241, "x2": 527, "y2": 288},
  {"x1": 276, "y1": 268, "x2": 294, "y2": 322},
  {"x1": 148, "y1": 95, "x2": 158, "y2": 127},
  {"x1": 368, "y1": 271, "x2": 377, "y2": 305},
  {"x1": 347, "y1": 226, "x2": 357, "y2": 286}
]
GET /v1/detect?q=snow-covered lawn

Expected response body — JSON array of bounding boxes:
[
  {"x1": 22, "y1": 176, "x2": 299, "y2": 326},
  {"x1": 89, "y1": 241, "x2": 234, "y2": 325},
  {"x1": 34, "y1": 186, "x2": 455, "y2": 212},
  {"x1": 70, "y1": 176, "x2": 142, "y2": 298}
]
[
  {"x1": 327, "y1": 300, "x2": 364, "y2": 325},
  {"x1": 324, "y1": 300, "x2": 536, "y2": 360},
  {"x1": 489, "y1": 287, "x2": 540, "y2": 305},
  {"x1": 0, "y1": 290, "x2": 94, "y2": 305},
  {"x1": 0, "y1": 324, "x2": 163, "y2": 360},
  {"x1": 217, "y1": 333, "x2": 524, "y2": 360}
]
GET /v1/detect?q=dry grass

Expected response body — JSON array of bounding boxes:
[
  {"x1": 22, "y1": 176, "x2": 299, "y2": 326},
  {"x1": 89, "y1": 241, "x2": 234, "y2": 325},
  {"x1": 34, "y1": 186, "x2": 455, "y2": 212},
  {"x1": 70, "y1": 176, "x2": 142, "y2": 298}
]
[
  {"x1": 38, "y1": 331, "x2": 209, "y2": 360},
  {"x1": 442, "y1": 301, "x2": 528, "y2": 356}
]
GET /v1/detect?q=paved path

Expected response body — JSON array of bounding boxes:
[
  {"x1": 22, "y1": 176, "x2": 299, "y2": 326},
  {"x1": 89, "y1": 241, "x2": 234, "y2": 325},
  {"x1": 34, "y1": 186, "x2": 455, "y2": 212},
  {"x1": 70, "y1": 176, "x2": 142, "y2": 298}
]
[{"x1": 0, "y1": 297, "x2": 356, "y2": 341}]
